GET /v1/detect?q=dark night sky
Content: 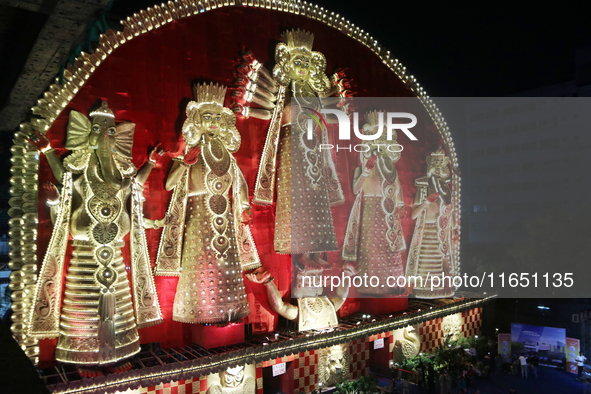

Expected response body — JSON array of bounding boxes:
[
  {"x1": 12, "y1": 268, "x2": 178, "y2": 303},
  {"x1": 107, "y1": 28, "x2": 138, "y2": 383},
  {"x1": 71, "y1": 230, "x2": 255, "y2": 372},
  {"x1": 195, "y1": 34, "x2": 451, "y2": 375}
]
[
  {"x1": 0, "y1": 0, "x2": 589, "y2": 200},
  {"x1": 104, "y1": 1, "x2": 591, "y2": 97},
  {"x1": 308, "y1": 1, "x2": 590, "y2": 97}
]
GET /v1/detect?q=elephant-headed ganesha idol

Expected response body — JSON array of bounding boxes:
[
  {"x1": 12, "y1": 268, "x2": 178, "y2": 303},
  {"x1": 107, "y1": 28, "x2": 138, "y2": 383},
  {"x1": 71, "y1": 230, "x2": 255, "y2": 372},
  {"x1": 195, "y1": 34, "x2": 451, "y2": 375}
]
[
  {"x1": 154, "y1": 82, "x2": 261, "y2": 324},
  {"x1": 27, "y1": 101, "x2": 163, "y2": 371}
]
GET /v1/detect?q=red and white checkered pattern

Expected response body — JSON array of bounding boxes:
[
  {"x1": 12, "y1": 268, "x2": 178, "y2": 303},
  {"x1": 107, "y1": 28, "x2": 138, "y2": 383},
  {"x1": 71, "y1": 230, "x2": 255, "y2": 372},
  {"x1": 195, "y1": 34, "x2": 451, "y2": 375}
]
[
  {"x1": 461, "y1": 307, "x2": 482, "y2": 338},
  {"x1": 387, "y1": 307, "x2": 484, "y2": 358},
  {"x1": 262, "y1": 354, "x2": 296, "y2": 368},
  {"x1": 137, "y1": 308, "x2": 483, "y2": 393},
  {"x1": 416, "y1": 307, "x2": 483, "y2": 353},
  {"x1": 137, "y1": 362, "x2": 266, "y2": 394},
  {"x1": 417, "y1": 317, "x2": 445, "y2": 353},
  {"x1": 293, "y1": 350, "x2": 317, "y2": 393},
  {"x1": 369, "y1": 331, "x2": 390, "y2": 342},
  {"x1": 139, "y1": 377, "x2": 205, "y2": 394},
  {"x1": 255, "y1": 362, "x2": 263, "y2": 394},
  {"x1": 349, "y1": 338, "x2": 370, "y2": 380}
]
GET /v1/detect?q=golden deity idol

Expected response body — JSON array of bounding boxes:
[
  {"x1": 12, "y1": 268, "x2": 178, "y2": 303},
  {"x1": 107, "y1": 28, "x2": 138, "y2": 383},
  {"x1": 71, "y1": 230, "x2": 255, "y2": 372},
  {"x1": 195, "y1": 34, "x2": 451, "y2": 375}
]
[
  {"x1": 232, "y1": 29, "x2": 347, "y2": 266},
  {"x1": 342, "y1": 112, "x2": 406, "y2": 295},
  {"x1": 154, "y1": 83, "x2": 260, "y2": 324},
  {"x1": 405, "y1": 147, "x2": 459, "y2": 298},
  {"x1": 27, "y1": 102, "x2": 163, "y2": 369}
]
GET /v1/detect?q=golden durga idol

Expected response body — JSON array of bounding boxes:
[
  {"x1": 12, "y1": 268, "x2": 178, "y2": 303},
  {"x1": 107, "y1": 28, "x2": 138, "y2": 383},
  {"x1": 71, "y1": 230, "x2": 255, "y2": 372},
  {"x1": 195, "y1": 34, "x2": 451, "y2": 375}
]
[{"x1": 154, "y1": 83, "x2": 261, "y2": 324}]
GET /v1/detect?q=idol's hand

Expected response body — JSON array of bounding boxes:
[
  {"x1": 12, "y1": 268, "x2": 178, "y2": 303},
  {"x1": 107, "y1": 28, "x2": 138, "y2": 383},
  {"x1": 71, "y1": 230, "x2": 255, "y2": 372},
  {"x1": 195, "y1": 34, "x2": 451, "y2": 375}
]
[
  {"x1": 43, "y1": 182, "x2": 59, "y2": 204},
  {"x1": 365, "y1": 155, "x2": 377, "y2": 170},
  {"x1": 27, "y1": 131, "x2": 51, "y2": 152},
  {"x1": 183, "y1": 146, "x2": 201, "y2": 165},
  {"x1": 342, "y1": 261, "x2": 358, "y2": 277},
  {"x1": 148, "y1": 143, "x2": 166, "y2": 164},
  {"x1": 427, "y1": 193, "x2": 440, "y2": 204},
  {"x1": 241, "y1": 208, "x2": 253, "y2": 225},
  {"x1": 246, "y1": 269, "x2": 272, "y2": 284}
]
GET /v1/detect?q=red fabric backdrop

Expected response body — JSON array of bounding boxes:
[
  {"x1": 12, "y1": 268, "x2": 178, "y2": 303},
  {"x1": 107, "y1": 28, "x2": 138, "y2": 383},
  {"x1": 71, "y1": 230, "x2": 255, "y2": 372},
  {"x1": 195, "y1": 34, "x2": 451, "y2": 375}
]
[{"x1": 36, "y1": 6, "x2": 444, "y2": 362}]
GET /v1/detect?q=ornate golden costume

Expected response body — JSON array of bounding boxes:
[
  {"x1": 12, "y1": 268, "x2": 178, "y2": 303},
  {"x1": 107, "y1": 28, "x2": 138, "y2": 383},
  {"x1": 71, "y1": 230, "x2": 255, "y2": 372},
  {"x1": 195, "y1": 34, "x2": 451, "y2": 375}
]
[
  {"x1": 342, "y1": 112, "x2": 406, "y2": 295},
  {"x1": 405, "y1": 148, "x2": 459, "y2": 298},
  {"x1": 233, "y1": 30, "x2": 344, "y2": 256},
  {"x1": 28, "y1": 102, "x2": 162, "y2": 365},
  {"x1": 155, "y1": 83, "x2": 260, "y2": 324}
]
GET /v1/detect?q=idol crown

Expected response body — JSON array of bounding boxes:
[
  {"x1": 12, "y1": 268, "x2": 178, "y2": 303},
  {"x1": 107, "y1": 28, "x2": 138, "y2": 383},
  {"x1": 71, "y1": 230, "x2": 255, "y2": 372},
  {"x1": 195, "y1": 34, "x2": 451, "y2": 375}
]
[
  {"x1": 364, "y1": 110, "x2": 381, "y2": 127},
  {"x1": 431, "y1": 146, "x2": 446, "y2": 157},
  {"x1": 193, "y1": 82, "x2": 227, "y2": 106},
  {"x1": 282, "y1": 29, "x2": 314, "y2": 51},
  {"x1": 89, "y1": 101, "x2": 115, "y2": 118}
]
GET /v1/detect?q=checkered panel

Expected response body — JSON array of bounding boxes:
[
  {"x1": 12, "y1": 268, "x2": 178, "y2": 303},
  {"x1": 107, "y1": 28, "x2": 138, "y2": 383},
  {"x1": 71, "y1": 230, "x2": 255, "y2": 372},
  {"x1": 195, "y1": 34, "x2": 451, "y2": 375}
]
[
  {"x1": 293, "y1": 350, "x2": 317, "y2": 394},
  {"x1": 255, "y1": 362, "x2": 263, "y2": 394},
  {"x1": 261, "y1": 354, "x2": 296, "y2": 367},
  {"x1": 349, "y1": 338, "x2": 370, "y2": 380},
  {"x1": 369, "y1": 331, "x2": 390, "y2": 342},
  {"x1": 136, "y1": 309, "x2": 483, "y2": 393},
  {"x1": 389, "y1": 330, "x2": 395, "y2": 358},
  {"x1": 461, "y1": 307, "x2": 482, "y2": 338},
  {"x1": 418, "y1": 317, "x2": 444, "y2": 353},
  {"x1": 140, "y1": 377, "x2": 205, "y2": 394},
  {"x1": 416, "y1": 307, "x2": 484, "y2": 353}
]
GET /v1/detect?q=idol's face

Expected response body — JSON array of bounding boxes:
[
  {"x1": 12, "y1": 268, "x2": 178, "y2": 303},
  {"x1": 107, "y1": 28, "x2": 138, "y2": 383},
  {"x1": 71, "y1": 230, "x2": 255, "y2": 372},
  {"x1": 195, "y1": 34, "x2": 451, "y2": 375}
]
[
  {"x1": 223, "y1": 366, "x2": 245, "y2": 388},
  {"x1": 89, "y1": 115, "x2": 116, "y2": 151},
  {"x1": 200, "y1": 109, "x2": 224, "y2": 137},
  {"x1": 288, "y1": 52, "x2": 311, "y2": 82},
  {"x1": 428, "y1": 156, "x2": 449, "y2": 178},
  {"x1": 327, "y1": 346, "x2": 344, "y2": 375},
  {"x1": 430, "y1": 156, "x2": 443, "y2": 172}
]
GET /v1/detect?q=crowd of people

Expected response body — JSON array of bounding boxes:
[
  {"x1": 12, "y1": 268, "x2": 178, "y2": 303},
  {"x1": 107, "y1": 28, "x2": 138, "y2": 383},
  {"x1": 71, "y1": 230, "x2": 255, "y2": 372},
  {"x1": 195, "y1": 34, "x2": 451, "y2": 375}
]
[
  {"x1": 383, "y1": 350, "x2": 559, "y2": 393},
  {"x1": 387, "y1": 357, "x2": 486, "y2": 394}
]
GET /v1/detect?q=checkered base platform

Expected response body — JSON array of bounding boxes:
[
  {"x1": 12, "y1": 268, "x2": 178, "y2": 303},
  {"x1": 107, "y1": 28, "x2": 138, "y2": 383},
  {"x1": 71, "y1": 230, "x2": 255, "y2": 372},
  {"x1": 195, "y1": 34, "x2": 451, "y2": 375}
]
[
  {"x1": 388, "y1": 307, "x2": 483, "y2": 360},
  {"x1": 138, "y1": 364, "x2": 263, "y2": 394}
]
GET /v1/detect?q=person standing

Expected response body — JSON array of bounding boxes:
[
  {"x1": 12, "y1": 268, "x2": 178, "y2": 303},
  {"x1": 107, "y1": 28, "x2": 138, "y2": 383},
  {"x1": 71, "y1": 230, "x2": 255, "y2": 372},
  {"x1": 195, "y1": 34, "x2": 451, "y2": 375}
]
[
  {"x1": 531, "y1": 353, "x2": 539, "y2": 379},
  {"x1": 519, "y1": 354, "x2": 528, "y2": 379},
  {"x1": 457, "y1": 376, "x2": 467, "y2": 392}
]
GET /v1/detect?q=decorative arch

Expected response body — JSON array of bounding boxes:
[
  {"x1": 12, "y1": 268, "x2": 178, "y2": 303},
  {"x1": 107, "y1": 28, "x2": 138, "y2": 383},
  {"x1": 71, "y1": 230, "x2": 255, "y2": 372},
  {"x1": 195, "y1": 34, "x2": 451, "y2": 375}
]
[{"x1": 7, "y1": 0, "x2": 461, "y2": 368}]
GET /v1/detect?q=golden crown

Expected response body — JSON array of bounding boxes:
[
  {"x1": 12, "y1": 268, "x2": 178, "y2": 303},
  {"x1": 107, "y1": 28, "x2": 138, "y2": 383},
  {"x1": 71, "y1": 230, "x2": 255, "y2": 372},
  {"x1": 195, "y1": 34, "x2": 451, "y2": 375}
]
[
  {"x1": 364, "y1": 111, "x2": 381, "y2": 127},
  {"x1": 89, "y1": 101, "x2": 115, "y2": 118},
  {"x1": 431, "y1": 146, "x2": 446, "y2": 157},
  {"x1": 281, "y1": 29, "x2": 314, "y2": 51},
  {"x1": 193, "y1": 82, "x2": 227, "y2": 106}
]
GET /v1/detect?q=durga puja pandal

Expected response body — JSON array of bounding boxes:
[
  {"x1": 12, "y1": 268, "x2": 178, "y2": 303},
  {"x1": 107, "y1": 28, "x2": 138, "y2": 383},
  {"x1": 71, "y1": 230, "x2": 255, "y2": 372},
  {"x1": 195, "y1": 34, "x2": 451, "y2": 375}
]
[{"x1": 7, "y1": 2, "x2": 487, "y2": 393}]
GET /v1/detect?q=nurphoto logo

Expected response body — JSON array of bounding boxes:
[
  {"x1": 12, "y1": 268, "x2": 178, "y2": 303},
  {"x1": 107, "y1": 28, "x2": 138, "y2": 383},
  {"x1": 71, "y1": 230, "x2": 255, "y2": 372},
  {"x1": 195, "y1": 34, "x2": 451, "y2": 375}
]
[{"x1": 302, "y1": 107, "x2": 418, "y2": 152}]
